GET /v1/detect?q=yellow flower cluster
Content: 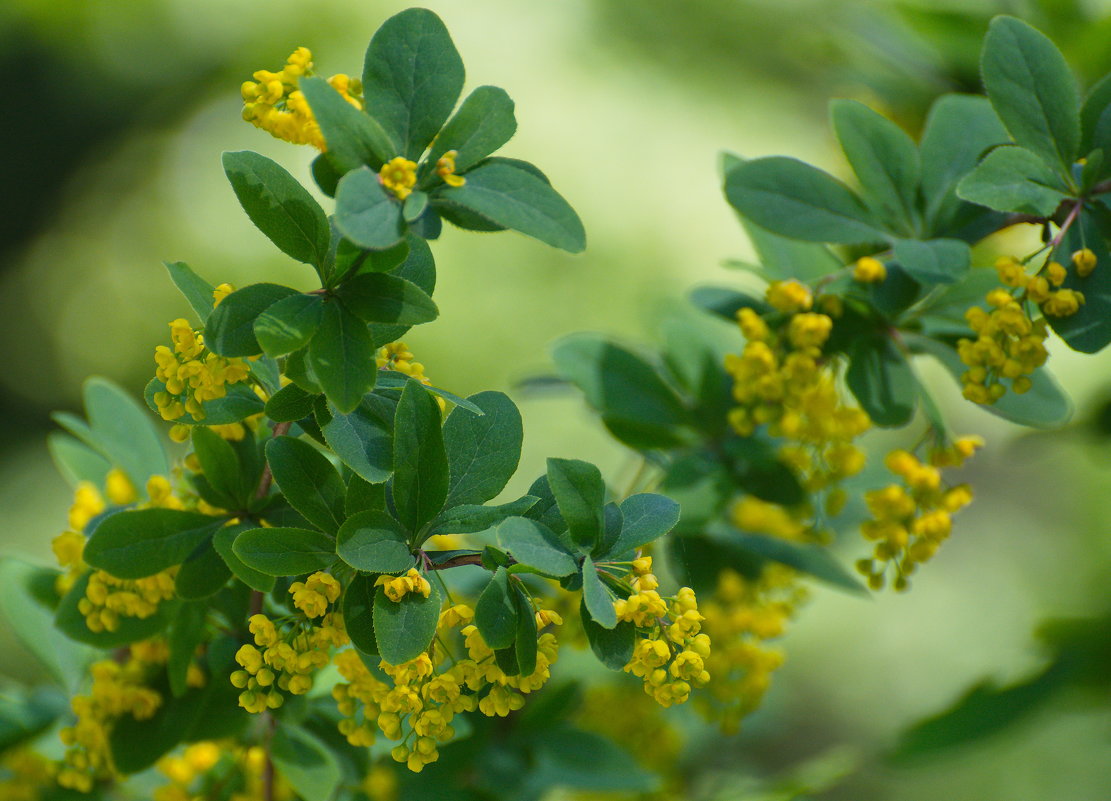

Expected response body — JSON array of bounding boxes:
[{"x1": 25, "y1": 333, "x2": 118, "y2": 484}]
[
  {"x1": 58, "y1": 642, "x2": 169, "y2": 792},
  {"x1": 0, "y1": 748, "x2": 54, "y2": 801},
  {"x1": 241, "y1": 47, "x2": 363, "y2": 149},
  {"x1": 377, "y1": 341, "x2": 431, "y2": 382},
  {"x1": 333, "y1": 602, "x2": 562, "y2": 773},
  {"x1": 697, "y1": 566, "x2": 805, "y2": 733},
  {"x1": 154, "y1": 742, "x2": 286, "y2": 801},
  {"x1": 435, "y1": 150, "x2": 465, "y2": 188},
  {"x1": 856, "y1": 439, "x2": 979, "y2": 590},
  {"x1": 53, "y1": 476, "x2": 185, "y2": 631},
  {"x1": 232, "y1": 573, "x2": 348, "y2": 714},
  {"x1": 153, "y1": 318, "x2": 251, "y2": 422},
  {"x1": 617, "y1": 557, "x2": 711, "y2": 708},
  {"x1": 380, "y1": 157, "x2": 419, "y2": 201},
  {"x1": 375, "y1": 568, "x2": 431, "y2": 603}
]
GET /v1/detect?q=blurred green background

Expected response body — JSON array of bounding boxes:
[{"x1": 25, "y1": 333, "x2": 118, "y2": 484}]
[{"x1": 4, "y1": 0, "x2": 1111, "y2": 798}]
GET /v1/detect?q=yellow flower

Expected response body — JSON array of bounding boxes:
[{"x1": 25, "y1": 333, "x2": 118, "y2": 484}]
[
  {"x1": 380, "y1": 157, "x2": 418, "y2": 200},
  {"x1": 853, "y1": 256, "x2": 886, "y2": 283},
  {"x1": 435, "y1": 149, "x2": 466, "y2": 188}
]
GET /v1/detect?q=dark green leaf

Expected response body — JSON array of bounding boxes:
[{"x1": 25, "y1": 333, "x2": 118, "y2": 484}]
[
  {"x1": 442, "y1": 391, "x2": 523, "y2": 507},
  {"x1": 475, "y1": 567, "x2": 518, "y2": 649},
  {"x1": 735, "y1": 213, "x2": 843, "y2": 281},
  {"x1": 311, "y1": 153, "x2": 342, "y2": 197},
  {"x1": 212, "y1": 523, "x2": 275, "y2": 592},
  {"x1": 346, "y1": 475, "x2": 386, "y2": 517},
  {"x1": 191, "y1": 426, "x2": 244, "y2": 507},
  {"x1": 205, "y1": 283, "x2": 298, "y2": 357},
  {"x1": 582, "y1": 603, "x2": 634, "y2": 670},
  {"x1": 547, "y1": 458, "x2": 605, "y2": 552},
  {"x1": 221, "y1": 150, "x2": 331, "y2": 270},
  {"x1": 320, "y1": 394, "x2": 395, "y2": 485},
  {"x1": 337, "y1": 510, "x2": 414, "y2": 573},
  {"x1": 271, "y1": 724, "x2": 342, "y2": 801},
  {"x1": 265, "y1": 436, "x2": 346, "y2": 533},
  {"x1": 830, "y1": 99, "x2": 920, "y2": 234},
  {"x1": 604, "y1": 493, "x2": 680, "y2": 557},
  {"x1": 581, "y1": 555, "x2": 616, "y2": 629},
  {"x1": 892, "y1": 238, "x2": 971, "y2": 284},
  {"x1": 532, "y1": 725, "x2": 657, "y2": 793},
  {"x1": 956, "y1": 146, "x2": 1070, "y2": 216},
  {"x1": 423, "y1": 496, "x2": 539, "y2": 541},
  {"x1": 307, "y1": 299, "x2": 376, "y2": 414},
  {"x1": 265, "y1": 383, "x2": 317, "y2": 423},
  {"x1": 300, "y1": 76, "x2": 394, "y2": 171},
  {"x1": 375, "y1": 370, "x2": 482, "y2": 414},
  {"x1": 231, "y1": 527, "x2": 336, "y2": 576},
  {"x1": 367, "y1": 233, "x2": 437, "y2": 344},
  {"x1": 253, "y1": 293, "x2": 324, "y2": 358},
  {"x1": 361, "y1": 7, "x2": 464, "y2": 160},
  {"x1": 403, "y1": 190, "x2": 428, "y2": 222},
  {"x1": 434, "y1": 159, "x2": 585, "y2": 252},
  {"x1": 391, "y1": 380, "x2": 449, "y2": 532},
  {"x1": 1081, "y1": 72, "x2": 1111, "y2": 154},
  {"x1": 335, "y1": 166, "x2": 406, "y2": 251},
  {"x1": 981, "y1": 16, "x2": 1080, "y2": 171},
  {"x1": 688, "y1": 286, "x2": 768, "y2": 321},
  {"x1": 846, "y1": 337, "x2": 917, "y2": 427},
  {"x1": 514, "y1": 583, "x2": 538, "y2": 676},
  {"x1": 167, "y1": 603, "x2": 207, "y2": 696},
  {"x1": 724, "y1": 156, "x2": 886, "y2": 244},
  {"x1": 426, "y1": 85, "x2": 516, "y2": 174},
  {"x1": 164, "y1": 261, "x2": 216, "y2": 324},
  {"x1": 1047, "y1": 210, "x2": 1111, "y2": 353},
  {"x1": 337, "y1": 273, "x2": 438, "y2": 324},
  {"x1": 84, "y1": 509, "x2": 223, "y2": 579},
  {"x1": 713, "y1": 526, "x2": 866, "y2": 594},
  {"x1": 372, "y1": 576, "x2": 441, "y2": 665},
  {"x1": 342, "y1": 573, "x2": 378, "y2": 655},
  {"x1": 496, "y1": 517, "x2": 577, "y2": 577},
  {"x1": 174, "y1": 538, "x2": 230, "y2": 600}
]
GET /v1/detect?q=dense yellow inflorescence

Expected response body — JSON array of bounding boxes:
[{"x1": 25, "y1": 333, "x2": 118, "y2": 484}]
[
  {"x1": 231, "y1": 572, "x2": 348, "y2": 713},
  {"x1": 0, "y1": 749, "x2": 55, "y2": 801},
  {"x1": 960, "y1": 255, "x2": 1089, "y2": 404},
  {"x1": 856, "y1": 438, "x2": 980, "y2": 591},
  {"x1": 375, "y1": 568, "x2": 431, "y2": 602},
  {"x1": 153, "y1": 317, "x2": 251, "y2": 422},
  {"x1": 697, "y1": 566, "x2": 805, "y2": 733},
  {"x1": 241, "y1": 47, "x2": 363, "y2": 149},
  {"x1": 333, "y1": 598, "x2": 562, "y2": 773},
  {"x1": 154, "y1": 741, "x2": 291, "y2": 801},
  {"x1": 616, "y1": 557, "x2": 711, "y2": 708}
]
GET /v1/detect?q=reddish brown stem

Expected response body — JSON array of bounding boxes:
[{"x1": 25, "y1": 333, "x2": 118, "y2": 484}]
[{"x1": 426, "y1": 553, "x2": 486, "y2": 571}]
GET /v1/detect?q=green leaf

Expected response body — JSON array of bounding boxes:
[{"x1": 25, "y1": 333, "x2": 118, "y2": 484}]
[
  {"x1": 334, "y1": 166, "x2": 406, "y2": 251},
  {"x1": 391, "y1": 380, "x2": 449, "y2": 533},
  {"x1": 300, "y1": 76, "x2": 394, "y2": 171},
  {"x1": 514, "y1": 583, "x2": 538, "y2": 676},
  {"x1": 145, "y1": 380, "x2": 265, "y2": 427},
  {"x1": 532, "y1": 725, "x2": 657, "y2": 793},
  {"x1": 547, "y1": 458, "x2": 605, "y2": 552},
  {"x1": 830, "y1": 98, "x2": 921, "y2": 234},
  {"x1": 307, "y1": 299, "x2": 376, "y2": 414},
  {"x1": 221, "y1": 150, "x2": 331, "y2": 271},
  {"x1": 423, "y1": 496, "x2": 540, "y2": 541},
  {"x1": 361, "y1": 7, "x2": 465, "y2": 160},
  {"x1": 604, "y1": 493, "x2": 680, "y2": 557},
  {"x1": 55, "y1": 571, "x2": 177, "y2": 647},
  {"x1": 737, "y1": 217, "x2": 844, "y2": 282},
  {"x1": 0, "y1": 688, "x2": 69, "y2": 753},
  {"x1": 724, "y1": 156, "x2": 886, "y2": 244},
  {"x1": 271, "y1": 725, "x2": 342, "y2": 801},
  {"x1": 372, "y1": 575, "x2": 441, "y2": 665},
  {"x1": 551, "y1": 333, "x2": 691, "y2": 450},
  {"x1": 367, "y1": 233, "x2": 437, "y2": 344},
  {"x1": 1047, "y1": 210, "x2": 1111, "y2": 353},
  {"x1": 892, "y1": 238, "x2": 971, "y2": 284},
  {"x1": 376, "y1": 371, "x2": 482, "y2": 414},
  {"x1": 320, "y1": 394, "x2": 395, "y2": 485},
  {"x1": 346, "y1": 475, "x2": 386, "y2": 517},
  {"x1": 174, "y1": 539, "x2": 231, "y2": 600},
  {"x1": 919, "y1": 94, "x2": 1010, "y2": 232},
  {"x1": 714, "y1": 526, "x2": 866, "y2": 594},
  {"x1": 580, "y1": 555, "x2": 617, "y2": 629},
  {"x1": 232, "y1": 527, "x2": 336, "y2": 576},
  {"x1": 84, "y1": 509, "x2": 224, "y2": 579},
  {"x1": 496, "y1": 517, "x2": 577, "y2": 577},
  {"x1": 981, "y1": 16, "x2": 1080, "y2": 171},
  {"x1": 403, "y1": 190, "x2": 428, "y2": 222},
  {"x1": 164, "y1": 261, "x2": 216, "y2": 324},
  {"x1": 434, "y1": 159, "x2": 585, "y2": 252},
  {"x1": 582, "y1": 604, "x2": 635, "y2": 670},
  {"x1": 265, "y1": 436, "x2": 346, "y2": 533},
  {"x1": 426, "y1": 85, "x2": 517, "y2": 174},
  {"x1": 48, "y1": 432, "x2": 110, "y2": 488},
  {"x1": 475, "y1": 567, "x2": 519, "y2": 650},
  {"x1": 167, "y1": 603, "x2": 207, "y2": 696},
  {"x1": 337, "y1": 510, "x2": 414, "y2": 573},
  {"x1": 905, "y1": 334, "x2": 1073, "y2": 428},
  {"x1": 342, "y1": 573, "x2": 378, "y2": 655},
  {"x1": 689, "y1": 286, "x2": 769, "y2": 322},
  {"x1": 191, "y1": 426, "x2": 244, "y2": 508},
  {"x1": 0, "y1": 559, "x2": 91, "y2": 687},
  {"x1": 442, "y1": 391, "x2": 523, "y2": 507},
  {"x1": 1081, "y1": 72, "x2": 1111, "y2": 154},
  {"x1": 205, "y1": 283, "x2": 299, "y2": 357},
  {"x1": 264, "y1": 383, "x2": 317, "y2": 423},
  {"x1": 956, "y1": 146, "x2": 1070, "y2": 216},
  {"x1": 846, "y1": 337, "x2": 917, "y2": 427},
  {"x1": 212, "y1": 523, "x2": 275, "y2": 592},
  {"x1": 336, "y1": 273, "x2": 438, "y2": 324},
  {"x1": 83, "y1": 377, "x2": 169, "y2": 487},
  {"x1": 252, "y1": 293, "x2": 324, "y2": 358}
]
